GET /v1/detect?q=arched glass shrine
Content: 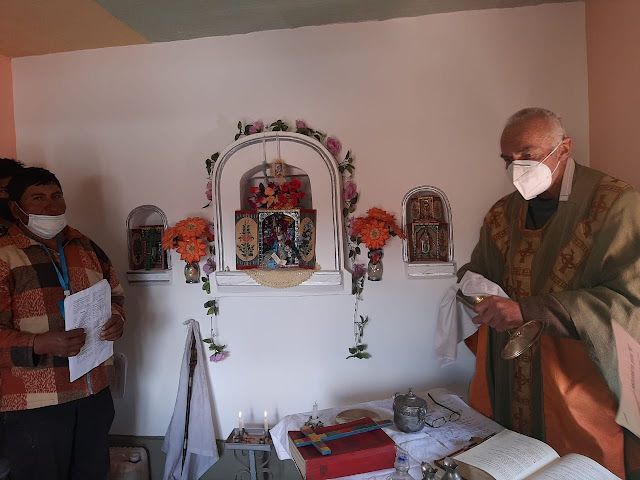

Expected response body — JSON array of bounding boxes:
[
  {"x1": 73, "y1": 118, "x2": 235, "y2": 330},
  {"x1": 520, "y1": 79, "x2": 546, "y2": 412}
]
[
  {"x1": 401, "y1": 186, "x2": 456, "y2": 277},
  {"x1": 125, "y1": 204, "x2": 172, "y2": 283},
  {"x1": 211, "y1": 132, "x2": 352, "y2": 296}
]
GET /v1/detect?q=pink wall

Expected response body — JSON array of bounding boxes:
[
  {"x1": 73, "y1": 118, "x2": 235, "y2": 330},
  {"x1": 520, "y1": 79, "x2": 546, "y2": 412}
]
[
  {"x1": 586, "y1": 0, "x2": 640, "y2": 188},
  {"x1": 0, "y1": 55, "x2": 16, "y2": 159}
]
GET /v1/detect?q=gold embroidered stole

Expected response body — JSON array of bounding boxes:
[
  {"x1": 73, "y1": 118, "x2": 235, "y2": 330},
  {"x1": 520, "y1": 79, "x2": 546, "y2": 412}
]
[{"x1": 486, "y1": 176, "x2": 630, "y2": 436}]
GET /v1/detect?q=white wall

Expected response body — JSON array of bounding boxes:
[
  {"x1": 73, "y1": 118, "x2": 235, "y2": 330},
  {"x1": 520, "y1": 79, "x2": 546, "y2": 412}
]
[{"x1": 11, "y1": 2, "x2": 588, "y2": 437}]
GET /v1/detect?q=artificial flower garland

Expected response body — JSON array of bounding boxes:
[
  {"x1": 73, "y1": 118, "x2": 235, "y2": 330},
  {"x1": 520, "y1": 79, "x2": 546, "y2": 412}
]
[{"x1": 204, "y1": 119, "x2": 401, "y2": 359}]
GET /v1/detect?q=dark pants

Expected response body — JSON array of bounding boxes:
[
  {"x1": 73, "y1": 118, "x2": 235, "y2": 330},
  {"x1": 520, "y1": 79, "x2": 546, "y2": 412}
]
[{"x1": 0, "y1": 387, "x2": 114, "y2": 480}]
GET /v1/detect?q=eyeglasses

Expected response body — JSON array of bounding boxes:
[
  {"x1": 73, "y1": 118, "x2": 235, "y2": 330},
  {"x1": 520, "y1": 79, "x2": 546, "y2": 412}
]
[{"x1": 424, "y1": 393, "x2": 461, "y2": 428}]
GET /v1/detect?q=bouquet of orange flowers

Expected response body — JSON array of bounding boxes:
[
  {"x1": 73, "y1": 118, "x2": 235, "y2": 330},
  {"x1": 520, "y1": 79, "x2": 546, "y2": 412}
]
[
  {"x1": 162, "y1": 217, "x2": 215, "y2": 263},
  {"x1": 350, "y1": 208, "x2": 405, "y2": 250}
]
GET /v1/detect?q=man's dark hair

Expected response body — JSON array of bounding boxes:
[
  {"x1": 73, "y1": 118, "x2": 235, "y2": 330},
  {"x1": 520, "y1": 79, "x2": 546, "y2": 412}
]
[
  {"x1": 0, "y1": 158, "x2": 25, "y2": 180},
  {"x1": 8, "y1": 167, "x2": 63, "y2": 204}
]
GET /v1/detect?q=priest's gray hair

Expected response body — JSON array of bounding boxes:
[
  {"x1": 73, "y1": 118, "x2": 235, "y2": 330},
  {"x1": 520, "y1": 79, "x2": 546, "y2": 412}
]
[{"x1": 505, "y1": 107, "x2": 566, "y2": 142}]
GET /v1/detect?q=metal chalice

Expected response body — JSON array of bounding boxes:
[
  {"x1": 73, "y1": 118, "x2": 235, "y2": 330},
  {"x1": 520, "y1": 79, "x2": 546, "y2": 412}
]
[{"x1": 455, "y1": 289, "x2": 544, "y2": 360}]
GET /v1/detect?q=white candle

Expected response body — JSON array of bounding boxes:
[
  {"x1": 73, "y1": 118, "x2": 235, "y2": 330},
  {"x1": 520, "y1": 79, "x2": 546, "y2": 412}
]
[
  {"x1": 238, "y1": 411, "x2": 243, "y2": 430},
  {"x1": 264, "y1": 411, "x2": 269, "y2": 433},
  {"x1": 312, "y1": 402, "x2": 318, "y2": 419}
]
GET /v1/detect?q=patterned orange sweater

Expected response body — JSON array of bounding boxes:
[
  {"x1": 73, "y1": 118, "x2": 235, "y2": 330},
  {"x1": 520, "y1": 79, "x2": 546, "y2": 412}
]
[{"x1": 0, "y1": 224, "x2": 125, "y2": 411}]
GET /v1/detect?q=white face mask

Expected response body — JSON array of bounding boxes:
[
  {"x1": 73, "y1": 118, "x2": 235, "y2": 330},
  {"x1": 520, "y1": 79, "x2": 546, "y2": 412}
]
[
  {"x1": 18, "y1": 205, "x2": 67, "y2": 239},
  {"x1": 506, "y1": 141, "x2": 562, "y2": 200}
]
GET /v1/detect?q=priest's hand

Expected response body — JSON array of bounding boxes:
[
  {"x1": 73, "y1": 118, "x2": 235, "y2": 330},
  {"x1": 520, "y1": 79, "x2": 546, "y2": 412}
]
[
  {"x1": 471, "y1": 296, "x2": 524, "y2": 331},
  {"x1": 101, "y1": 314, "x2": 124, "y2": 341}
]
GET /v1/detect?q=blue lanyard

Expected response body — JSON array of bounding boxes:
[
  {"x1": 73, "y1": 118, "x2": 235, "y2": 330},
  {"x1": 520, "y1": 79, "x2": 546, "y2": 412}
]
[{"x1": 38, "y1": 234, "x2": 72, "y2": 297}]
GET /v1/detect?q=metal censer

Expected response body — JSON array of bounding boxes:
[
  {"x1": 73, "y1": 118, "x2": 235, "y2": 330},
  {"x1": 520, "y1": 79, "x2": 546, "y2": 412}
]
[{"x1": 392, "y1": 389, "x2": 428, "y2": 433}]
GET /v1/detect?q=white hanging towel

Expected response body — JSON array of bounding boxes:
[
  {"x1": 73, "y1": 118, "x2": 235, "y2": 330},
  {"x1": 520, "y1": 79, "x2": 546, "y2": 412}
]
[
  {"x1": 435, "y1": 271, "x2": 509, "y2": 366},
  {"x1": 162, "y1": 320, "x2": 219, "y2": 480}
]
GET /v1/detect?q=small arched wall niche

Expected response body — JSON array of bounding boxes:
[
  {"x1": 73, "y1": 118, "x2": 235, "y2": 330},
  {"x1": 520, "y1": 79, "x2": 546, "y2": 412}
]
[
  {"x1": 401, "y1": 186, "x2": 456, "y2": 277},
  {"x1": 211, "y1": 132, "x2": 352, "y2": 296},
  {"x1": 125, "y1": 205, "x2": 171, "y2": 283}
]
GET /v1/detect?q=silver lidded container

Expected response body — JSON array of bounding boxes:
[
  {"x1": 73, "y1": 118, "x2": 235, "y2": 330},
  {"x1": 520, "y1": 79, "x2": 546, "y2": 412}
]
[{"x1": 392, "y1": 388, "x2": 428, "y2": 433}]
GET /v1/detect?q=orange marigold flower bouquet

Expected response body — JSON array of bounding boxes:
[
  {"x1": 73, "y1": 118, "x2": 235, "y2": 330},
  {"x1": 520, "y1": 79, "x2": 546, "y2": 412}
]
[
  {"x1": 162, "y1": 217, "x2": 214, "y2": 264},
  {"x1": 350, "y1": 208, "x2": 405, "y2": 250}
]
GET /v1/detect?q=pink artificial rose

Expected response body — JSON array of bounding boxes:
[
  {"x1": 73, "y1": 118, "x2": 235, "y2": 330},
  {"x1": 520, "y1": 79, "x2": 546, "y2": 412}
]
[
  {"x1": 210, "y1": 351, "x2": 229, "y2": 362},
  {"x1": 353, "y1": 263, "x2": 366, "y2": 279},
  {"x1": 348, "y1": 220, "x2": 356, "y2": 238},
  {"x1": 206, "y1": 179, "x2": 212, "y2": 201},
  {"x1": 326, "y1": 137, "x2": 342, "y2": 155},
  {"x1": 343, "y1": 181, "x2": 357, "y2": 202},
  {"x1": 296, "y1": 120, "x2": 307, "y2": 129},
  {"x1": 203, "y1": 257, "x2": 216, "y2": 275},
  {"x1": 248, "y1": 121, "x2": 264, "y2": 134}
]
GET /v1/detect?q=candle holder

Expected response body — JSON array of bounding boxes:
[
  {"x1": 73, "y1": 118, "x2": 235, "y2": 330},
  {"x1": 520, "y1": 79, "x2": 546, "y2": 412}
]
[
  {"x1": 303, "y1": 416, "x2": 324, "y2": 428},
  {"x1": 225, "y1": 428, "x2": 273, "y2": 480}
]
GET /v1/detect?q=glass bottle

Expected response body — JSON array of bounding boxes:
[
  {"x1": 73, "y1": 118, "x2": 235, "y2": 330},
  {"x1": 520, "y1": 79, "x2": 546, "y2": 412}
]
[{"x1": 386, "y1": 447, "x2": 412, "y2": 480}]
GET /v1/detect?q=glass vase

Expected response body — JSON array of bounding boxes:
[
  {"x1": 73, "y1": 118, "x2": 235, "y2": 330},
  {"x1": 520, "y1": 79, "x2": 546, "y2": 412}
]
[
  {"x1": 184, "y1": 261, "x2": 200, "y2": 284},
  {"x1": 367, "y1": 249, "x2": 384, "y2": 281}
]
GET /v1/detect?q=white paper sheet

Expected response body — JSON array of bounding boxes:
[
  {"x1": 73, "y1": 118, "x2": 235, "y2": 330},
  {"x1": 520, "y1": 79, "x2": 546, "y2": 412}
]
[
  {"x1": 612, "y1": 321, "x2": 640, "y2": 438},
  {"x1": 64, "y1": 279, "x2": 113, "y2": 382}
]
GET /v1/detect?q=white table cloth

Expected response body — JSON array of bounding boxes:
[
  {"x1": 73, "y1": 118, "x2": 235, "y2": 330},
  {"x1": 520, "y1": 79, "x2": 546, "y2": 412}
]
[{"x1": 270, "y1": 388, "x2": 502, "y2": 480}]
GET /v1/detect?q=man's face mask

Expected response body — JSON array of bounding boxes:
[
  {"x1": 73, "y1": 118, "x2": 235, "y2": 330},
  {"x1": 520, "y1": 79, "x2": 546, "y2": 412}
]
[
  {"x1": 17, "y1": 204, "x2": 67, "y2": 239},
  {"x1": 506, "y1": 140, "x2": 563, "y2": 200}
]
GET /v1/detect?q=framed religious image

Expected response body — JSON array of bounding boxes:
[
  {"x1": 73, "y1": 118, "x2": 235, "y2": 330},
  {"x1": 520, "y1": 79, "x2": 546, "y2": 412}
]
[
  {"x1": 271, "y1": 159, "x2": 285, "y2": 178},
  {"x1": 409, "y1": 222, "x2": 448, "y2": 262},
  {"x1": 129, "y1": 225, "x2": 166, "y2": 270},
  {"x1": 129, "y1": 229, "x2": 144, "y2": 270},
  {"x1": 234, "y1": 211, "x2": 260, "y2": 269}
]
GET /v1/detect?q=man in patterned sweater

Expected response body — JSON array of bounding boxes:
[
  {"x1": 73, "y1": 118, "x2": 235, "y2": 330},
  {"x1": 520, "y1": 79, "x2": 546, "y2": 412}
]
[{"x1": 0, "y1": 167, "x2": 125, "y2": 479}]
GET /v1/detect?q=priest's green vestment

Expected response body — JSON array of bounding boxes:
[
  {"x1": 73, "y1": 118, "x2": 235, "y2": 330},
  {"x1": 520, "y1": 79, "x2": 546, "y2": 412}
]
[{"x1": 460, "y1": 163, "x2": 640, "y2": 479}]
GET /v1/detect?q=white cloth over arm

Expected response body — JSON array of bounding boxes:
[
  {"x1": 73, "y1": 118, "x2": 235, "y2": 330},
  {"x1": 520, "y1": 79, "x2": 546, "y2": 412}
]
[
  {"x1": 435, "y1": 271, "x2": 508, "y2": 366},
  {"x1": 162, "y1": 320, "x2": 219, "y2": 480}
]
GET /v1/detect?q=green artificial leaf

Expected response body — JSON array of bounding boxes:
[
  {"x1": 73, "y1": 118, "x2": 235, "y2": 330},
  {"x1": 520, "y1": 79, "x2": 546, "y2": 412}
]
[
  {"x1": 345, "y1": 150, "x2": 351, "y2": 160},
  {"x1": 237, "y1": 121, "x2": 242, "y2": 130},
  {"x1": 207, "y1": 307, "x2": 214, "y2": 315},
  {"x1": 359, "y1": 353, "x2": 371, "y2": 359},
  {"x1": 234, "y1": 133, "x2": 241, "y2": 141},
  {"x1": 349, "y1": 347, "x2": 357, "y2": 354},
  {"x1": 355, "y1": 247, "x2": 361, "y2": 254},
  {"x1": 348, "y1": 204, "x2": 355, "y2": 213},
  {"x1": 352, "y1": 193, "x2": 358, "y2": 203},
  {"x1": 211, "y1": 152, "x2": 219, "y2": 163},
  {"x1": 205, "y1": 158, "x2": 212, "y2": 175},
  {"x1": 244, "y1": 125, "x2": 251, "y2": 135},
  {"x1": 357, "y1": 344, "x2": 366, "y2": 351},
  {"x1": 203, "y1": 338, "x2": 213, "y2": 344},
  {"x1": 338, "y1": 165, "x2": 345, "y2": 173},
  {"x1": 343, "y1": 207, "x2": 349, "y2": 217}
]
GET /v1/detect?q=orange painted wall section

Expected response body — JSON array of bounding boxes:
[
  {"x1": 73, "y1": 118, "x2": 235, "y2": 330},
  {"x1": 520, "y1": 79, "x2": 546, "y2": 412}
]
[
  {"x1": 586, "y1": 0, "x2": 640, "y2": 188},
  {"x1": 0, "y1": 55, "x2": 16, "y2": 159}
]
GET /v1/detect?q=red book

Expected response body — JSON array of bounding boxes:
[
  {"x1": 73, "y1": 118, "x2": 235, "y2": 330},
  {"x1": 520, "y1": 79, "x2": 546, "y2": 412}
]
[{"x1": 288, "y1": 417, "x2": 396, "y2": 480}]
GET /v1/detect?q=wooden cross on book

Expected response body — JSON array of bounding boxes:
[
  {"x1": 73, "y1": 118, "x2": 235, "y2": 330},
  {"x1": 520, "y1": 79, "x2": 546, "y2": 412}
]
[{"x1": 293, "y1": 419, "x2": 393, "y2": 456}]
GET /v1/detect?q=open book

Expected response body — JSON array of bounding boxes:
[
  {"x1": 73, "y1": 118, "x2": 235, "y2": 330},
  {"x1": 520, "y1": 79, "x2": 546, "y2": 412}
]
[{"x1": 450, "y1": 429, "x2": 621, "y2": 480}]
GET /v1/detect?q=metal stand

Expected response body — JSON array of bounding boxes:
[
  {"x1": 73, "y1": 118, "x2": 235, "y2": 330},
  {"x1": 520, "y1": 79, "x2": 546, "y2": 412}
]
[{"x1": 225, "y1": 428, "x2": 273, "y2": 480}]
